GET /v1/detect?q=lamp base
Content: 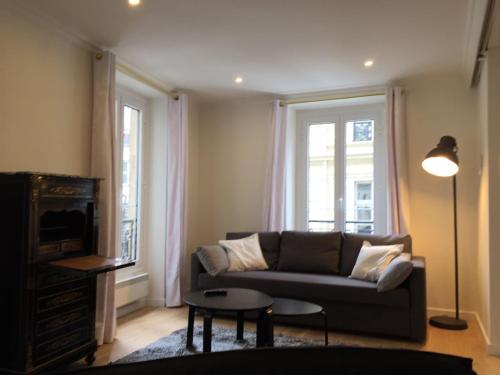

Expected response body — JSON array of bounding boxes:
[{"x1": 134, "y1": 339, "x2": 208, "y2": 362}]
[{"x1": 429, "y1": 315, "x2": 468, "y2": 330}]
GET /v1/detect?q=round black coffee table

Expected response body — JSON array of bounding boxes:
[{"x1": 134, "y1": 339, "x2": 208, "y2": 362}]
[
  {"x1": 184, "y1": 288, "x2": 274, "y2": 352},
  {"x1": 272, "y1": 298, "x2": 328, "y2": 345}
]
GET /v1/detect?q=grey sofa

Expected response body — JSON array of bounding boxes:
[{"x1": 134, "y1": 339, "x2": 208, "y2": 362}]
[{"x1": 191, "y1": 231, "x2": 427, "y2": 341}]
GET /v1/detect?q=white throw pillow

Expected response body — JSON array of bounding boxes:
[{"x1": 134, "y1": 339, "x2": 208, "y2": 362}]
[
  {"x1": 349, "y1": 241, "x2": 404, "y2": 282},
  {"x1": 219, "y1": 233, "x2": 268, "y2": 272}
]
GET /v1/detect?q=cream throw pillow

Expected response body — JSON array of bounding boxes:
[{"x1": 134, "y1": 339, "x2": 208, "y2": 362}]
[
  {"x1": 349, "y1": 241, "x2": 404, "y2": 282},
  {"x1": 219, "y1": 233, "x2": 268, "y2": 272}
]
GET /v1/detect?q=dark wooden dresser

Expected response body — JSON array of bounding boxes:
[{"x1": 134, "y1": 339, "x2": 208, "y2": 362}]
[{"x1": 0, "y1": 173, "x2": 133, "y2": 374}]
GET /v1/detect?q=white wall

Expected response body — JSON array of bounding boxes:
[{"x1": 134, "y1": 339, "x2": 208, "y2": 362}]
[
  {"x1": 477, "y1": 59, "x2": 490, "y2": 342},
  {"x1": 0, "y1": 7, "x2": 92, "y2": 175},
  {"x1": 474, "y1": 44, "x2": 500, "y2": 354},
  {"x1": 194, "y1": 72, "x2": 480, "y2": 315},
  {"x1": 484, "y1": 45, "x2": 500, "y2": 352},
  {"x1": 399, "y1": 70, "x2": 479, "y2": 313},
  {"x1": 196, "y1": 95, "x2": 274, "y2": 245}
]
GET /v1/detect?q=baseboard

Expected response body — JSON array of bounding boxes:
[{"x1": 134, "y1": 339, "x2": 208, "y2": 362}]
[
  {"x1": 427, "y1": 306, "x2": 496, "y2": 355},
  {"x1": 487, "y1": 343, "x2": 500, "y2": 356},
  {"x1": 475, "y1": 312, "x2": 491, "y2": 347},
  {"x1": 146, "y1": 298, "x2": 166, "y2": 307},
  {"x1": 117, "y1": 298, "x2": 147, "y2": 318}
]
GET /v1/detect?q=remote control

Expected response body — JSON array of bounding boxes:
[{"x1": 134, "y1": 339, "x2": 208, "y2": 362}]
[{"x1": 204, "y1": 289, "x2": 227, "y2": 297}]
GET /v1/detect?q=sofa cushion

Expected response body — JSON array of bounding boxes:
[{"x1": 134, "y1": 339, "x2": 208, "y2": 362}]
[
  {"x1": 350, "y1": 241, "x2": 404, "y2": 282},
  {"x1": 219, "y1": 233, "x2": 268, "y2": 272},
  {"x1": 226, "y1": 232, "x2": 281, "y2": 270},
  {"x1": 196, "y1": 245, "x2": 229, "y2": 276},
  {"x1": 197, "y1": 271, "x2": 409, "y2": 308},
  {"x1": 340, "y1": 233, "x2": 412, "y2": 276},
  {"x1": 377, "y1": 253, "x2": 414, "y2": 292},
  {"x1": 277, "y1": 231, "x2": 342, "y2": 274}
]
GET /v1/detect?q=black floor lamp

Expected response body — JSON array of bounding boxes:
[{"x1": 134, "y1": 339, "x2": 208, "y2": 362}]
[{"x1": 422, "y1": 135, "x2": 467, "y2": 330}]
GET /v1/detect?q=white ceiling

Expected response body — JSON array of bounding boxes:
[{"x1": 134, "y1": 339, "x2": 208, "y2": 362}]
[{"x1": 19, "y1": 0, "x2": 471, "y2": 99}]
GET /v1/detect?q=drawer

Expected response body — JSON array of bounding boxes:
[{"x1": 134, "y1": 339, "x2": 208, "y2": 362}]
[
  {"x1": 37, "y1": 285, "x2": 88, "y2": 313},
  {"x1": 39, "y1": 243, "x2": 61, "y2": 255},
  {"x1": 39, "y1": 178, "x2": 95, "y2": 199},
  {"x1": 36, "y1": 267, "x2": 85, "y2": 289},
  {"x1": 36, "y1": 267, "x2": 86, "y2": 289},
  {"x1": 36, "y1": 306, "x2": 89, "y2": 336},
  {"x1": 61, "y1": 239, "x2": 83, "y2": 253},
  {"x1": 34, "y1": 328, "x2": 90, "y2": 362}
]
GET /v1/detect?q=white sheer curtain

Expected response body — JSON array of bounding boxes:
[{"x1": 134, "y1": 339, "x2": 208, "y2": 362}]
[
  {"x1": 165, "y1": 94, "x2": 188, "y2": 307},
  {"x1": 263, "y1": 100, "x2": 288, "y2": 232},
  {"x1": 386, "y1": 86, "x2": 411, "y2": 234},
  {"x1": 91, "y1": 51, "x2": 120, "y2": 344}
]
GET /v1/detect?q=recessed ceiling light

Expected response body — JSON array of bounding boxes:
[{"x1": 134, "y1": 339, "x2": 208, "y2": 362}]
[
  {"x1": 234, "y1": 76, "x2": 244, "y2": 84},
  {"x1": 128, "y1": 0, "x2": 141, "y2": 7},
  {"x1": 364, "y1": 59, "x2": 374, "y2": 68}
]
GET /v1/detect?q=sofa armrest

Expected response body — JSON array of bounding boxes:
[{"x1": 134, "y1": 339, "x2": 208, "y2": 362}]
[
  {"x1": 190, "y1": 251, "x2": 206, "y2": 292},
  {"x1": 408, "y1": 255, "x2": 427, "y2": 341}
]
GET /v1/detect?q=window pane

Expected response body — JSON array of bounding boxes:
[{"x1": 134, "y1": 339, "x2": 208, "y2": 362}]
[
  {"x1": 357, "y1": 182, "x2": 372, "y2": 201},
  {"x1": 121, "y1": 105, "x2": 140, "y2": 261},
  {"x1": 345, "y1": 120, "x2": 374, "y2": 234},
  {"x1": 308, "y1": 123, "x2": 335, "y2": 232},
  {"x1": 352, "y1": 120, "x2": 373, "y2": 142}
]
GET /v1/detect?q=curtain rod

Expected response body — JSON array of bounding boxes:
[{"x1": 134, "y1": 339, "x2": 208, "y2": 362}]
[
  {"x1": 279, "y1": 92, "x2": 386, "y2": 106},
  {"x1": 112, "y1": 59, "x2": 179, "y2": 100}
]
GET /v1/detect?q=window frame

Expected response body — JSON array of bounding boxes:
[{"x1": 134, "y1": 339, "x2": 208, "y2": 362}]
[
  {"x1": 295, "y1": 103, "x2": 387, "y2": 234},
  {"x1": 116, "y1": 86, "x2": 148, "y2": 277}
]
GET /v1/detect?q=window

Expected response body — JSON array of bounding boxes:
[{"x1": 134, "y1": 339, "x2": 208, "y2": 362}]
[
  {"x1": 117, "y1": 92, "x2": 146, "y2": 264},
  {"x1": 296, "y1": 103, "x2": 387, "y2": 234}
]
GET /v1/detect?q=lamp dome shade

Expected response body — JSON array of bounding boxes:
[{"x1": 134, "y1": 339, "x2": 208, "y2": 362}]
[{"x1": 422, "y1": 136, "x2": 459, "y2": 177}]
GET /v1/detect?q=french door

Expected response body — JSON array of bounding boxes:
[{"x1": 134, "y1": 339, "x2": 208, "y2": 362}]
[
  {"x1": 296, "y1": 104, "x2": 387, "y2": 234},
  {"x1": 116, "y1": 88, "x2": 146, "y2": 266}
]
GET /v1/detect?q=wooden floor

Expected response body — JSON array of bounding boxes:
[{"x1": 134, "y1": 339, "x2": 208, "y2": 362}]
[{"x1": 94, "y1": 307, "x2": 500, "y2": 374}]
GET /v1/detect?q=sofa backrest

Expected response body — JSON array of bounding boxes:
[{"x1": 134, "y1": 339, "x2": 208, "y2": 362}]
[
  {"x1": 340, "y1": 233, "x2": 412, "y2": 276},
  {"x1": 224, "y1": 231, "x2": 412, "y2": 276},
  {"x1": 225, "y1": 232, "x2": 281, "y2": 270},
  {"x1": 277, "y1": 231, "x2": 342, "y2": 274}
]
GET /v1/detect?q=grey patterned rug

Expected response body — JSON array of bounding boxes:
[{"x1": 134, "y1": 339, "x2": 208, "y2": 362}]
[{"x1": 115, "y1": 325, "x2": 329, "y2": 364}]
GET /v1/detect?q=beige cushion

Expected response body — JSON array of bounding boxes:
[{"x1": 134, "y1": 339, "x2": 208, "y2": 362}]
[
  {"x1": 349, "y1": 241, "x2": 404, "y2": 282},
  {"x1": 219, "y1": 233, "x2": 268, "y2": 272}
]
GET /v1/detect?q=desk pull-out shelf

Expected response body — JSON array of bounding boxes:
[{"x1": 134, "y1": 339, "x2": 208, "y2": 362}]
[{"x1": 49, "y1": 255, "x2": 135, "y2": 275}]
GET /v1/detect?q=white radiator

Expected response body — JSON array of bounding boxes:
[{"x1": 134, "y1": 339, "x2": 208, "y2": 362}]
[{"x1": 115, "y1": 273, "x2": 149, "y2": 308}]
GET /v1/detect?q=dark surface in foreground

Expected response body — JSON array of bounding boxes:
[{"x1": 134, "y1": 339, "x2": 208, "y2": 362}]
[{"x1": 40, "y1": 347, "x2": 474, "y2": 375}]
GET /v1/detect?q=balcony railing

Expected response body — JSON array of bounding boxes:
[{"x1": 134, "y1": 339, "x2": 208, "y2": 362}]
[
  {"x1": 121, "y1": 218, "x2": 137, "y2": 261},
  {"x1": 308, "y1": 220, "x2": 374, "y2": 234}
]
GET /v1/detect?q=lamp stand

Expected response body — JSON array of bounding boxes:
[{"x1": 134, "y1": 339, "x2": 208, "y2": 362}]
[{"x1": 429, "y1": 175, "x2": 468, "y2": 330}]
